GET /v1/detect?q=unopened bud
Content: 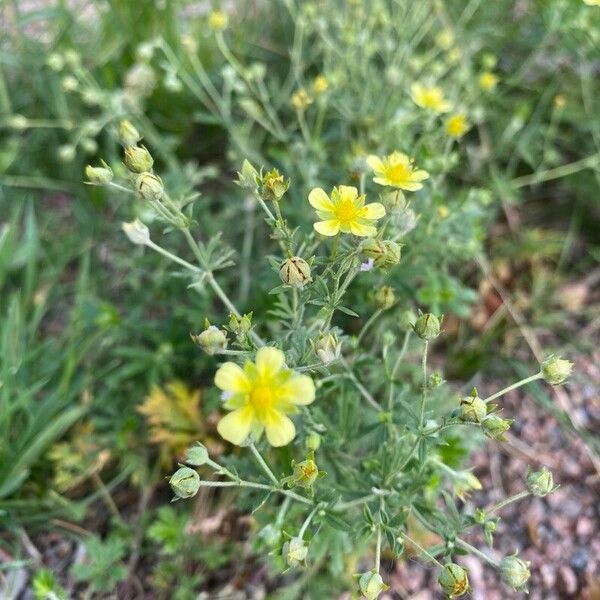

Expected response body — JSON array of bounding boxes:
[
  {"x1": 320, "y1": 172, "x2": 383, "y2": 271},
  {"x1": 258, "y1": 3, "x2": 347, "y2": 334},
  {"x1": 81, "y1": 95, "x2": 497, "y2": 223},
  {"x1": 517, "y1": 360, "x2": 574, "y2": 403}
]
[
  {"x1": 314, "y1": 333, "x2": 341, "y2": 364},
  {"x1": 124, "y1": 145, "x2": 154, "y2": 173},
  {"x1": 208, "y1": 10, "x2": 228, "y2": 31},
  {"x1": 122, "y1": 219, "x2": 150, "y2": 245},
  {"x1": 85, "y1": 160, "x2": 113, "y2": 184},
  {"x1": 136, "y1": 172, "x2": 164, "y2": 202},
  {"x1": 438, "y1": 563, "x2": 470, "y2": 597},
  {"x1": 282, "y1": 537, "x2": 307, "y2": 568},
  {"x1": 191, "y1": 325, "x2": 228, "y2": 355},
  {"x1": 373, "y1": 286, "x2": 395, "y2": 309},
  {"x1": 261, "y1": 168, "x2": 290, "y2": 202},
  {"x1": 358, "y1": 570, "x2": 389, "y2": 600},
  {"x1": 382, "y1": 240, "x2": 402, "y2": 267},
  {"x1": 286, "y1": 455, "x2": 321, "y2": 489},
  {"x1": 413, "y1": 313, "x2": 441, "y2": 340},
  {"x1": 459, "y1": 390, "x2": 487, "y2": 423},
  {"x1": 526, "y1": 467, "x2": 555, "y2": 497},
  {"x1": 169, "y1": 466, "x2": 200, "y2": 499},
  {"x1": 7, "y1": 114, "x2": 29, "y2": 130},
  {"x1": 185, "y1": 443, "x2": 209, "y2": 466},
  {"x1": 58, "y1": 144, "x2": 75, "y2": 162},
  {"x1": 228, "y1": 312, "x2": 253, "y2": 336},
  {"x1": 500, "y1": 554, "x2": 530, "y2": 591},
  {"x1": 279, "y1": 257, "x2": 312, "y2": 288},
  {"x1": 541, "y1": 355, "x2": 573, "y2": 385},
  {"x1": 118, "y1": 120, "x2": 141, "y2": 146},
  {"x1": 306, "y1": 433, "x2": 321, "y2": 451},
  {"x1": 236, "y1": 159, "x2": 259, "y2": 191},
  {"x1": 481, "y1": 415, "x2": 512, "y2": 441}
]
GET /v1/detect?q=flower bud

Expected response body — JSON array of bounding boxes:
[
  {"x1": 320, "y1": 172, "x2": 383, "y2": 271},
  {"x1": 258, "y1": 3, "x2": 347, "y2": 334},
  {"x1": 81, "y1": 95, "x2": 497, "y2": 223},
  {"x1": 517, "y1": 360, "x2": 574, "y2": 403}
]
[
  {"x1": 438, "y1": 563, "x2": 469, "y2": 597},
  {"x1": 191, "y1": 325, "x2": 228, "y2": 355},
  {"x1": 124, "y1": 145, "x2": 154, "y2": 173},
  {"x1": 282, "y1": 537, "x2": 308, "y2": 568},
  {"x1": 373, "y1": 286, "x2": 395, "y2": 309},
  {"x1": 235, "y1": 159, "x2": 259, "y2": 191},
  {"x1": 314, "y1": 333, "x2": 341, "y2": 364},
  {"x1": 358, "y1": 570, "x2": 389, "y2": 600},
  {"x1": 526, "y1": 467, "x2": 554, "y2": 497},
  {"x1": 287, "y1": 454, "x2": 321, "y2": 489},
  {"x1": 228, "y1": 312, "x2": 253, "y2": 336},
  {"x1": 306, "y1": 433, "x2": 321, "y2": 451},
  {"x1": 459, "y1": 390, "x2": 487, "y2": 423},
  {"x1": 261, "y1": 168, "x2": 290, "y2": 202},
  {"x1": 185, "y1": 443, "x2": 209, "y2": 466},
  {"x1": 118, "y1": 120, "x2": 141, "y2": 146},
  {"x1": 279, "y1": 257, "x2": 312, "y2": 288},
  {"x1": 122, "y1": 219, "x2": 150, "y2": 245},
  {"x1": 481, "y1": 415, "x2": 512, "y2": 441},
  {"x1": 361, "y1": 238, "x2": 386, "y2": 265},
  {"x1": 169, "y1": 466, "x2": 200, "y2": 499},
  {"x1": 47, "y1": 53, "x2": 64, "y2": 71},
  {"x1": 7, "y1": 114, "x2": 29, "y2": 130},
  {"x1": 58, "y1": 144, "x2": 75, "y2": 162},
  {"x1": 500, "y1": 554, "x2": 530, "y2": 591},
  {"x1": 85, "y1": 160, "x2": 113, "y2": 184},
  {"x1": 208, "y1": 10, "x2": 228, "y2": 31},
  {"x1": 413, "y1": 313, "x2": 441, "y2": 340},
  {"x1": 382, "y1": 240, "x2": 402, "y2": 268},
  {"x1": 541, "y1": 355, "x2": 573, "y2": 385},
  {"x1": 136, "y1": 172, "x2": 164, "y2": 202}
]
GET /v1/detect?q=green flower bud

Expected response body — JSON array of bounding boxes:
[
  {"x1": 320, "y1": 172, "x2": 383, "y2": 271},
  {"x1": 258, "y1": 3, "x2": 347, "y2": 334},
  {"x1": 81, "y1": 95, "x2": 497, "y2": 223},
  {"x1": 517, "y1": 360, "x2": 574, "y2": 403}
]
[
  {"x1": 185, "y1": 443, "x2": 209, "y2": 466},
  {"x1": 228, "y1": 312, "x2": 253, "y2": 336},
  {"x1": 135, "y1": 172, "x2": 164, "y2": 202},
  {"x1": 438, "y1": 563, "x2": 470, "y2": 598},
  {"x1": 47, "y1": 53, "x2": 64, "y2": 72},
  {"x1": 124, "y1": 145, "x2": 154, "y2": 173},
  {"x1": 61, "y1": 75, "x2": 78, "y2": 92},
  {"x1": 382, "y1": 240, "x2": 402, "y2": 268},
  {"x1": 413, "y1": 313, "x2": 441, "y2": 340},
  {"x1": 169, "y1": 466, "x2": 200, "y2": 499},
  {"x1": 481, "y1": 415, "x2": 512, "y2": 441},
  {"x1": 288, "y1": 455, "x2": 320, "y2": 489},
  {"x1": 306, "y1": 433, "x2": 321, "y2": 451},
  {"x1": 122, "y1": 219, "x2": 150, "y2": 245},
  {"x1": 191, "y1": 325, "x2": 228, "y2": 355},
  {"x1": 58, "y1": 144, "x2": 75, "y2": 162},
  {"x1": 235, "y1": 159, "x2": 259, "y2": 191},
  {"x1": 358, "y1": 570, "x2": 389, "y2": 600},
  {"x1": 526, "y1": 467, "x2": 555, "y2": 497},
  {"x1": 81, "y1": 138, "x2": 98, "y2": 154},
  {"x1": 118, "y1": 120, "x2": 141, "y2": 146},
  {"x1": 279, "y1": 257, "x2": 312, "y2": 288},
  {"x1": 373, "y1": 286, "x2": 395, "y2": 309},
  {"x1": 361, "y1": 238, "x2": 386, "y2": 265},
  {"x1": 7, "y1": 114, "x2": 29, "y2": 130},
  {"x1": 314, "y1": 333, "x2": 341, "y2": 364},
  {"x1": 85, "y1": 160, "x2": 113, "y2": 184},
  {"x1": 282, "y1": 537, "x2": 307, "y2": 568},
  {"x1": 541, "y1": 355, "x2": 573, "y2": 385},
  {"x1": 261, "y1": 168, "x2": 290, "y2": 202},
  {"x1": 500, "y1": 554, "x2": 530, "y2": 591},
  {"x1": 459, "y1": 391, "x2": 487, "y2": 423}
]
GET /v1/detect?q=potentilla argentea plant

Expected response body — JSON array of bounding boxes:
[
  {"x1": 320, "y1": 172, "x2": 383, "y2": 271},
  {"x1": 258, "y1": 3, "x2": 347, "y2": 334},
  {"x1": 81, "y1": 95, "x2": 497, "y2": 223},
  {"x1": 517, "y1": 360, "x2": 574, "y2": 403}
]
[{"x1": 88, "y1": 123, "x2": 572, "y2": 598}]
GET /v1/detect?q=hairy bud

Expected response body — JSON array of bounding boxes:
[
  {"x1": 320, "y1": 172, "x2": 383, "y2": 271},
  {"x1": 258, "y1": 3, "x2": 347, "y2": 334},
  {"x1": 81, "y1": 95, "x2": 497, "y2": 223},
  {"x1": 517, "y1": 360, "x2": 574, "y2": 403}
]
[
  {"x1": 314, "y1": 333, "x2": 341, "y2": 364},
  {"x1": 261, "y1": 168, "x2": 290, "y2": 202},
  {"x1": 373, "y1": 286, "x2": 395, "y2": 309},
  {"x1": 136, "y1": 172, "x2": 164, "y2": 202},
  {"x1": 358, "y1": 570, "x2": 389, "y2": 600},
  {"x1": 185, "y1": 443, "x2": 209, "y2": 467},
  {"x1": 124, "y1": 145, "x2": 154, "y2": 173},
  {"x1": 118, "y1": 120, "x2": 141, "y2": 146},
  {"x1": 541, "y1": 355, "x2": 573, "y2": 385},
  {"x1": 169, "y1": 466, "x2": 200, "y2": 499},
  {"x1": 85, "y1": 160, "x2": 113, "y2": 184},
  {"x1": 191, "y1": 325, "x2": 228, "y2": 355},
  {"x1": 414, "y1": 313, "x2": 441, "y2": 340},
  {"x1": 282, "y1": 537, "x2": 308, "y2": 568},
  {"x1": 122, "y1": 219, "x2": 150, "y2": 245},
  {"x1": 481, "y1": 415, "x2": 512, "y2": 441},
  {"x1": 459, "y1": 389, "x2": 487, "y2": 423},
  {"x1": 438, "y1": 563, "x2": 469, "y2": 598},
  {"x1": 500, "y1": 554, "x2": 530, "y2": 591},
  {"x1": 526, "y1": 467, "x2": 555, "y2": 497},
  {"x1": 279, "y1": 257, "x2": 312, "y2": 288}
]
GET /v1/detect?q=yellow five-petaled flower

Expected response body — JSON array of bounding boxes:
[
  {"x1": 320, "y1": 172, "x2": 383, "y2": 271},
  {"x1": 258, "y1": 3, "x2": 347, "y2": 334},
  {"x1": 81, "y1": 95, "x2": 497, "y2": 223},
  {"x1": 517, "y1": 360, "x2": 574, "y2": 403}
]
[
  {"x1": 309, "y1": 185, "x2": 385, "y2": 237},
  {"x1": 366, "y1": 152, "x2": 429, "y2": 191},
  {"x1": 215, "y1": 347, "x2": 315, "y2": 447},
  {"x1": 445, "y1": 114, "x2": 470, "y2": 138},
  {"x1": 410, "y1": 83, "x2": 451, "y2": 113}
]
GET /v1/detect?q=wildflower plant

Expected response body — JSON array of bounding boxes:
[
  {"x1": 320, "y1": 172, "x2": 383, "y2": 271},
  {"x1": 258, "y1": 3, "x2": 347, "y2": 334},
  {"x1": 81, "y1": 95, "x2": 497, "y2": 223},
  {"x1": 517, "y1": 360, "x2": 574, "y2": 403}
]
[{"x1": 89, "y1": 125, "x2": 573, "y2": 597}]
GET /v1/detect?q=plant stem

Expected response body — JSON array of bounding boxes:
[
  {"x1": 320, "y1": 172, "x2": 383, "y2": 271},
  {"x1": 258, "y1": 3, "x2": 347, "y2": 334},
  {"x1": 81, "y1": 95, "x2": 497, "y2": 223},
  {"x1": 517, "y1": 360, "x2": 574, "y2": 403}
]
[
  {"x1": 456, "y1": 539, "x2": 499, "y2": 567},
  {"x1": 483, "y1": 372, "x2": 542, "y2": 403},
  {"x1": 375, "y1": 524, "x2": 382, "y2": 571},
  {"x1": 342, "y1": 359, "x2": 383, "y2": 412},
  {"x1": 298, "y1": 505, "x2": 320, "y2": 538},
  {"x1": 511, "y1": 151, "x2": 600, "y2": 188},
  {"x1": 419, "y1": 341, "x2": 429, "y2": 429},
  {"x1": 196, "y1": 479, "x2": 312, "y2": 505},
  {"x1": 249, "y1": 443, "x2": 279, "y2": 485},
  {"x1": 356, "y1": 309, "x2": 383, "y2": 347},
  {"x1": 388, "y1": 330, "x2": 411, "y2": 410},
  {"x1": 397, "y1": 531, "x2": 443, "y2": 567},
  {"x1": 486, "y1": 490, "x2": 530, "y2": 515}
]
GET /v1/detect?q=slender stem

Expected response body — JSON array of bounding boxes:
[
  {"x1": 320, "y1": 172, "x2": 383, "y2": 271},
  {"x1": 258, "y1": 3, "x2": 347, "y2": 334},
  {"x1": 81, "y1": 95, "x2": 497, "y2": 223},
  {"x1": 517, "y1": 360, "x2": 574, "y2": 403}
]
[
  {"x1": 196, "y1": 479, "x2": 312, "y2": 505},
  {"x1": 375, "y1": 524, "x2": 382, "y2": 571},
  {"x1": 388, "y1": 330, "x2": 411, "y2": 411},
  {"x1": 298, "y1": 505, "x2": 320, "y2": 538},
  {"x1": 483, "y1": 372, "x2": 542, "y2": 404},
  {"x1": 342, "y1": 359, "x2": 383, "y2": 412},
  {"x1": 456, "y1": 539, "x2": 499, "y2": 567},
  {"x1": 486, "y1": 490, "x2": 530, "y2": 515},
  {"x1": 335, "y1": 493, "x2": 377, "y2": 511},
  {"x1": 397, "y1": 531, "x2": 443, "y2": 567},
  {"x1": 511, "y1": 151, "x2": 600, "y2": 188},
  {"x1": 249, "y1": 443, "x2": 279, "y2": 485},
  {"x1": 276, "y1": 497, "x2": 291, "y2": 525},
  {"x1": 145, "y1": 239, "x2": 202, "y2": 273},
  {"x1": 419, "y1": 341, "x2": 429, "y2": 429},
  {"x1": 356, "y1": 309, "x2": 383, "y2": 347}
]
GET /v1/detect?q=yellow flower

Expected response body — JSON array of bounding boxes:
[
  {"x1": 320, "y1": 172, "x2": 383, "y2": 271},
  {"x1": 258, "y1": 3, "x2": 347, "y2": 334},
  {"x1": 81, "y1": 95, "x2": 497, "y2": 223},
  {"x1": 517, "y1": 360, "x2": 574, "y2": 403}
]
[
  {"x1": 366, "y1": 151, "x2": 429, "y2": 191},
  {"x1": 583, "y1": 0, "x2": 600, "y2": 5},
  {"x1": 215, "y1": 347, "x2": 315, "y2": 447},
  {"x1": 554, "y1": 94, "x2": 567, "y2": 109},
  {"x1": 309, "y1": 185, "x2": 385, "y2": 237},
  {"x1": 208, "y1": 10, "x2": 228, "y2": 31},
  {"x1": 479, "y1": 71, "x2": 499, "y2": 92},
  {"x1": 313, "y1": 75, "x2": 329, "y2": 94},
  {"x1": 410, "y1": 83, "x2": 451, "y2": 113},
  {"x1": 291, "y1": 89, "x2": 313, "y2": 110},
  {"x1": 445, "y1": 114, "x2": 470, "y2": 138},
  {"x1": 435, "y1": 29, "x2": 454, "y2": 50}
]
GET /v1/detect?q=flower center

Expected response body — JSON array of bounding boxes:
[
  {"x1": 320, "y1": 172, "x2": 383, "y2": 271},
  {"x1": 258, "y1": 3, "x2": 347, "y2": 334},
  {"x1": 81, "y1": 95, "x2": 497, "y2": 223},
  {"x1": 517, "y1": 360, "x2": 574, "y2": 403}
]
[
  {"x1": 386, "y1": 162, "x2": 410, "y2": 184},
  {"x1": 335, "y1": 198, "x2": 359, "y2": 223},
  {"x1": 250, "y1": 386, "x2": 275, "y2": 410},
  {"x1": 421, "y1": 89, "x2": 442, "y2": 107}
]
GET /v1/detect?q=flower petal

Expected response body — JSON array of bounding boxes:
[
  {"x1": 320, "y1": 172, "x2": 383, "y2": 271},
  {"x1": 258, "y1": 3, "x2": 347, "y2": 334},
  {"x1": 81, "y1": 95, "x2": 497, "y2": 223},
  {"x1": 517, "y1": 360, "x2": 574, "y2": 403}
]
[
  {"x1": 215, "y1": 362, "x2": 251, "y2": 393},
  {"x1": 263, "y1": 410, "x2": 296, "y2": 447},
  {"x1": 366, "y1": 155, "x2": 383, "y2": 171},
  {"x1": 255, "y1": 346, "x2": 285, "y2": 376},
  {"x1": 314, "y1": 219, "x2": 340, "y2": 236},
  {"x1": 411, "y1": 169, "x2": 430, "y2": 182},
  {"x1": 337, "y1": 185, "x2": 358, "y2": 201},
  {"x1": 350, "y1": 221, "x2": 377, "y2": 236},
  {"x1": 280, "y1": 374, "x2": 315, "y2": 406},
  {"x1": 308, "y1": 188, "x2": 334, "y2": 211},
  {"x1": 360, "y1": 202, "x2": 386, "y2": 219},
  {"x1": 217, "y1": 406, "x2": 254, "y2": 445}
]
